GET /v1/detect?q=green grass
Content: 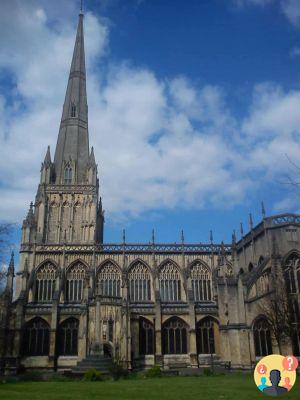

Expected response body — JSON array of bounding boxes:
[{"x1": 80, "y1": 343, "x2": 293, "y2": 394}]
[{"x1": 0, "y1": 374, "x2": 299, "y2": 400}]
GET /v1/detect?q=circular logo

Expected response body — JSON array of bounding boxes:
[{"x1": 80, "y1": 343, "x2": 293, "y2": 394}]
[{"x1": 254, "y1": 355, "x2": 298, "y2": 396}]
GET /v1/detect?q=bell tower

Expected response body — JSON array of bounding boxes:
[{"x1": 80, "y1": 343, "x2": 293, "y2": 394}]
[{"x1": 21, "y1": 10, "x2": 104, "y2": 246}]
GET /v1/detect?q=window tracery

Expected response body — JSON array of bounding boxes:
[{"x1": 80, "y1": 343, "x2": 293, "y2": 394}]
[
  {"x1": 35, "y1": 262, "x2": 56, "y2": 302},
  {"x1": 97, "y1": 263, "x2": 121, "y2": 297},
  {"x1": 191, "y1": 262, "x2": 212, "y2": 301},
  {"x1": 159, "y1": 262, "x2": 181, "y2": 302},
  {"x1": 66, "y1": 262, "x2": 86, "y2": 302},
  {"x1": 128, "y1": 262, "x2": 151, "y2": 302}
]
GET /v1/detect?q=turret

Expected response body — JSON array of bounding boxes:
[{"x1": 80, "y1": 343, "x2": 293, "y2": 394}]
[
  {"x1": 40, "y1": 146, "x2": 53, "y2": 184},
  {"x1": 21, "y1": 202, "x2": 36, "y2": 244},
  {"x1": 5, "y1": 252, "x2": 15, "y2": 300},
  {"x1": 87, "y1": 146, "x2": 97, "y2": 185}
]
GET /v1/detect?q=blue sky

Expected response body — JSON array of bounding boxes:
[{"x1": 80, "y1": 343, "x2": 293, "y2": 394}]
[{"x1": 1, "y1": 0, "x2": 300, "y2": 257}]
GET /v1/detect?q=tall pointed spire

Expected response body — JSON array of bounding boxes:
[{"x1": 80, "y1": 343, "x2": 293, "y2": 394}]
[
  {"x1": 43, "y1": 145, "x2": 51, "y2": 166},
  {"x1": 54, "y1": 11, "x2": 89, "y2": 184}
]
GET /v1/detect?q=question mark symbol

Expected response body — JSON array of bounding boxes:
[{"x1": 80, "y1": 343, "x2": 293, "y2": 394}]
[{"x1": 287, "y1": 357, "x2": 293, "y2": 371}]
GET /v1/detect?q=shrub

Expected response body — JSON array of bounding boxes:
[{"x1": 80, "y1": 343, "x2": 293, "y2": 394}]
[
  {"x1": 203, "y1": 368, "x2": 214, "y2": 376},
  {"x1": 83, "y1": 368, "x2": 103, "y2": 382},
  {"x1": 144, "y1": 365, "x2": 162, "y2": 378},
  {"x1": 21, "y1": 370, "x2": 45, "y2": 381},
  {"x1": 109, "y1": 362, "x2": 129, "y2": 381}
]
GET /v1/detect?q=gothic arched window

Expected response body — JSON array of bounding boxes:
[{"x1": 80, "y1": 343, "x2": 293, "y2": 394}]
[
  {"x1": 64, "y1": 167, "x2": 72, "y2": 184},
  {"x1": 256, "y1": 271, "x2": 270, "y2": 296},
  {"x1": 71, "y1": 103, "x2": 76, "y2": 118},
  {"x1": 73, "y1": 202, "x2": 82, "y2": 242},
  {"x1": 128, "y1": 262, "x2": 151, "y2": 302},
  {"x1": 162, "y1": 317, "x2": 187, "y2": 354},
  {"x1": 97, "y1": 263, "x2": 121, "y2": 297},
  {"x1": 283, "y1": 254, "x2": 300, "y2": 355},
  {"x1": 22, "y1": 317, "x2": 50, "y2": 356},
  {"x1": 293, "y1": 326, "x2": 300, "y2": 356},
  {"x1": 284, "y1": 254, "x2": 300, "y2": 295},
  {"x1": 196, "y1": 317, "x2": 217, "y2": 354},
  {"x1": 48, "y1": 202, "x2": 58, "y2": 243},
  {"x1": 35, "y1": 262, "x2": 56, "y2": 302},
  {"x1": 66, "y1": 262, "x2": 86, "y2": 302},
  {"x1": 139, "y1": 317, "x2": 154, "y2": 355},
  {"x1": 253, "y1": 317, "x2": 273, "y2": 357},
  {"x1": 191, "y1": 262, "x2": 212, "y2": 302},
  {"x1": 159, "y1": 262, "x2": 181, "y2": 302},
  {"x1": 57, "y1": 318, "x2": 79, "y2": 356}
]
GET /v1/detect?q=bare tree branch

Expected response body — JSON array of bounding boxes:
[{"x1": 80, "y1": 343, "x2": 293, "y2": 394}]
[{"x1": 0, "y1": 223, "x2": 15, "y2": 292}]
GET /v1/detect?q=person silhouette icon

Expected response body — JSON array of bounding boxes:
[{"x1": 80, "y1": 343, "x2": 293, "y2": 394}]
[
  {"x1": 258, "y1": 377, "x2": 269, "y2": 391},
  {"x1": 263, "y1": 369, "x2": 288, "y2": 396},
  {"x1": 283, "y1": 377, "x2": 292, "y2": 391}
]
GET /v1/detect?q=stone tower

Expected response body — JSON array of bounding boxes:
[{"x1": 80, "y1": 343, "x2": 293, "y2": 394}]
[
  {"x1": 23, "y1": 11, "x2": 104, "y2": 248},
  {"x1": 16, "y1": 10, "x2": 104, "y2": 300}
]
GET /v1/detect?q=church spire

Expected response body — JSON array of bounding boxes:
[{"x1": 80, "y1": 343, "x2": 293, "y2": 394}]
[
  {"x1": 53, "y1": 11, "x2": 89, "y2": 184},
  {"x1": 43, "y1": 145, "x2": 51, "y2": 166}
]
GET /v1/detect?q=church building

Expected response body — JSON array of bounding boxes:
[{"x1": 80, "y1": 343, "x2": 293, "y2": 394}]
[{"x1": 0, "y1": 9, "x2": 299, "y2": 373}]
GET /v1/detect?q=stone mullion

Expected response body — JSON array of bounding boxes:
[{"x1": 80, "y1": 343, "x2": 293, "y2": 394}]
[
  {"x1": 58, "y1": 197, "x2": 63, "y2": 243},
  {"x1": 70, "y1": 197, "x2": 75, "y2": 242}
]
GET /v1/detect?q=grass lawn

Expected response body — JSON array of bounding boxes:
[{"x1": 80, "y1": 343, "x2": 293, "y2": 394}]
[{"x1": 0, "y1": 374, "x2": 299, "y2": 400}]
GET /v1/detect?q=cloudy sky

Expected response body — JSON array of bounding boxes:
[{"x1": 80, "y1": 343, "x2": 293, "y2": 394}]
[{"x1": 1, "y1": 0, "x2": 300, "y2": 247}]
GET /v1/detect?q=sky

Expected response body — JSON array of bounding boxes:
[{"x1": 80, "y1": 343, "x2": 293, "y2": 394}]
[{"x1": 1, "y1": 0, "x2": 300, "y2": 254}]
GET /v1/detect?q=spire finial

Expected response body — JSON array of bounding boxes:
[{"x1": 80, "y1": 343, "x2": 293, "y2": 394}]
[
  {"x1": 261, "y1": 201, "x2": 266, "y2": 219},
  {"x1": 80, "y1": 0, "x2": 84, "y2": 14},
  {"x1": 232, "y1": 230, "x2": 236, "y2": 246},
  {"x1": 240, "y1": 222, "x2": 244, "y2": 237},
  {"x1": 8, "y1": 251, "x2": 14, "y2": 272},
  {"x1": 249, "y1": 213, "x2": 253, "y2": 230},
  {"x1": 122, "y1": 229, "x2": 126, "y2": 244},
  {"x1": 181, "y1": 229, "x2": 184, "y2": 244},
  {"x1": 210, "y1": 230, "x2": 213, "y2": 244},
  {"x1": 152, "y1": 229, "x2": 155, "y2": 245}
]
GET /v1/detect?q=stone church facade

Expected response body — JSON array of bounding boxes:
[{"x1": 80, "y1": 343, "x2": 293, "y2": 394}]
[{"x1": 0, "y1": 11, "x2": 300, "y2": 373}]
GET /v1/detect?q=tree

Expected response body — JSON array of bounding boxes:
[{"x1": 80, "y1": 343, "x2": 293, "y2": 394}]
[
  {"x1": 259, "y1": 268, "x2": 294, "y2": 354},
  {"x1": 0, "y1": 223, "x2": 14, "y2": 292}
]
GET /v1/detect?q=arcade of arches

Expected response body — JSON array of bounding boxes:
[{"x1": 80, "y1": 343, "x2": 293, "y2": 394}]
[{"x1": 15, "y1": 253, "x2": 300, "y2": 368}]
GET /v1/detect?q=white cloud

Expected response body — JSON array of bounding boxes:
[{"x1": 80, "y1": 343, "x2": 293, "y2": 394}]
[
  {"x1": 234, "y1": 0, "x2": 300, "y2": 27},
  {"x1": 233, "y1": 0, "x2": 273, "y2": 7},
  {"x1": 290, "y1": 46, "x2": 300, "y2": 57},
  {"x1": 1, "y1": 0, "x2": 300, "y2": 226},
  {"x1": 280, "y1": 0, "x2": 300, "y2": 27}
]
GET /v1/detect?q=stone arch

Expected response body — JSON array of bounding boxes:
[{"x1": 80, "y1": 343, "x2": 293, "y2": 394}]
[
  {"x1": 96, "y1": 260, "x2": 122, "y2": 297},
  {"x1": 258, "y1": 256, "x2": 265, "y2": 266},
  {"x1": 281, "y1": 251, "x2": 300, "y2": 355},
  {"x1": 187, "y1": 259, "x2": 211, "y2": 272},
  {"x1": 128, "y1": 260, "x2": 152, "y2": 302},
  {"x1": 22, "y1": 317, "x2": 50, "y2": 356},
  {"x1": 281, "y1": 249, "x2": 300, "y2": 266},
  {"x1": 252, "y1": 315, "x2": 273, "y2": 357},
  {"x1": 65, "y1": 260, "x2": 88, "y2": 302},
  {"x1": 57, "y1": 317, "x2": 79, "y2": 356},
  {"x1": 158, "y1": 260, "x2": 185, "y2": 302},
  {"x1": 247, "y1": 267, "x2": 271, "y2": 299},
  {"x1": 35, "y1": 258, "x2": 59, "y2": 272},
  {"x1": 97, "y1": 259, "x2": 122, "y2": 274},
  {"x1": 189, "y1": 260, "x2": 212, "y2": 302},
  {"x1": 66, "y1": 258, "x2": 89, "y2": 272},
  {"x1": 139, "y1": 316, "x2": 154, "y2": 355},
  {"x1": 196, "y1": 316, "x2": 219, "y2": 355},
  {"x1": 162, "y1": 316, "x2": 189, "y2": 355},
  {"x1": 248, "y1": 262, "x2": 254, "y2": 272},
  {"x1": 34, "y1": 261, "x2": 57, "y2": 302}
]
